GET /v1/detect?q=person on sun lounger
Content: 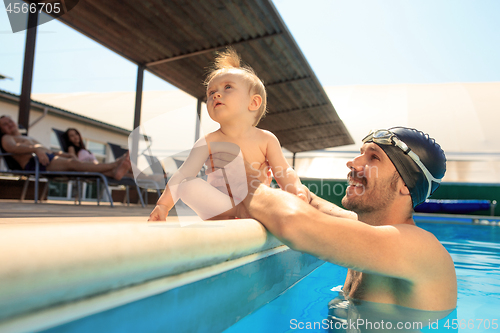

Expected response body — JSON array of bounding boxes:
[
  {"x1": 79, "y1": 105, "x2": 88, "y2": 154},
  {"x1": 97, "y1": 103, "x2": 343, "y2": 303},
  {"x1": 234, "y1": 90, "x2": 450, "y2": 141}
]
[{"x1": 0, "y1": 115, "x2": 130, "y2": 180}]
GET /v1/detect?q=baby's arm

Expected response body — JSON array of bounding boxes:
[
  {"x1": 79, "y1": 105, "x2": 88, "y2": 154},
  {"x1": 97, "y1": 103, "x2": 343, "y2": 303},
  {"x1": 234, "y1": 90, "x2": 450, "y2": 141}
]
[
  {"x1": 264, "y1": 131, "x2": 309, "y2": 202},
  {"x1": 149, "y1": 139, "x2": 209, "y2": 221}
]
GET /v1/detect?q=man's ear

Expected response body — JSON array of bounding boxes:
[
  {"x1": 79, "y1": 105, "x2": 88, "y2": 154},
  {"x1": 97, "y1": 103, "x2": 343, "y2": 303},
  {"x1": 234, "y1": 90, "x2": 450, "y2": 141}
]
[
  {"x1": 401, "y1": 185, "x2": 410, "y2": 196},
  {"x1": 249, "y1": 94, "x2": 262, "y2": 111}
]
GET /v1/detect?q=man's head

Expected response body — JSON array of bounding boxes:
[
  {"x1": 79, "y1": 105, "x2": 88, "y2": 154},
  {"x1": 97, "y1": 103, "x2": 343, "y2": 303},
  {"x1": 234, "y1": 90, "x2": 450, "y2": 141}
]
[
  {"x1": 351, "y1": 127, "x2": 446, "y2": 210},
  {"x1": 342, "y1": 141, "x2": 405, "y2": 216},
  {"x1": 205, "y1": 48, "x2": 267, "y2": 126},
  {"x1": 0, "y1": 115, "x2": 18, "y2": 136}
]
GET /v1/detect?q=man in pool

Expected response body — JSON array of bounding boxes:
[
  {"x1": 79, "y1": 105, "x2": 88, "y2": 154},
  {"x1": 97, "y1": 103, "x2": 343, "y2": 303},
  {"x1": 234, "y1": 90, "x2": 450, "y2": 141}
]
[
  {"x1": 0, "y1": 115, "x2": 130, "y2": 180},
  {"x1": 208, "y1": 127, "x2": 457, "y2": 312}
]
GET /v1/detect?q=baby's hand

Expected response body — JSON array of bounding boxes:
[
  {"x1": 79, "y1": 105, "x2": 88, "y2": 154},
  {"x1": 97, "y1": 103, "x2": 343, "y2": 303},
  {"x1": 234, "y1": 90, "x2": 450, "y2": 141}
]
[
  {"x1": 297, "y1": 185, "x2": 311, "y2": 203},
  {"x1": 148, "y1": 204, "x2": 169, "y2": 222}
]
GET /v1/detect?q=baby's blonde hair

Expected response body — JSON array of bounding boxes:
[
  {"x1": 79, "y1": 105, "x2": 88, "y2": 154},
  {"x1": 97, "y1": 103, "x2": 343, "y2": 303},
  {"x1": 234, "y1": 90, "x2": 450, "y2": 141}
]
[{"x1": 205, "y1": 48, "x2": 267, "y2": 126}]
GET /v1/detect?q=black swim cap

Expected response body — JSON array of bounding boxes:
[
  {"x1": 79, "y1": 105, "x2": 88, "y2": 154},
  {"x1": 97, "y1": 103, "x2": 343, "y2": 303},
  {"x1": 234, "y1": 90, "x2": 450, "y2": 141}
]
[{"x1": 370, "y1": 127, "x2": 446, "y2": 208}]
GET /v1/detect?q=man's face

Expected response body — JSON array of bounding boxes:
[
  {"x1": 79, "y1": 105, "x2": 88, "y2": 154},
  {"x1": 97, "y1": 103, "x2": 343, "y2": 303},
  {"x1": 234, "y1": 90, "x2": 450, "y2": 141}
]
[
  {"x1": 0, "y1": 116, "x2": 17, "y2": 135},
  {"x1": 342, "y1": 142, "x2": 401, "y2": 214}
]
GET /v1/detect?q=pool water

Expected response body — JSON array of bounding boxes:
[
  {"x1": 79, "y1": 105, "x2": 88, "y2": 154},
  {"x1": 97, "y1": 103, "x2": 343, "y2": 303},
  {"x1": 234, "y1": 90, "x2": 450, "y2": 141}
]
[{"x1": 224, "y1": 222, "x2": 500, "y2": 333}]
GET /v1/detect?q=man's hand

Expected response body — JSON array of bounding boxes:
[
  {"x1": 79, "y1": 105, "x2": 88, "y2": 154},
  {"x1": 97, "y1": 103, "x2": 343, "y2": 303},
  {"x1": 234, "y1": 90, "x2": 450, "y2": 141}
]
[
  {"x1": 34, "y1": 148, "x2": 50, "y2": 166},
  {"x1": 148, "y1": 204, "x2": 169, "y2": 222}
]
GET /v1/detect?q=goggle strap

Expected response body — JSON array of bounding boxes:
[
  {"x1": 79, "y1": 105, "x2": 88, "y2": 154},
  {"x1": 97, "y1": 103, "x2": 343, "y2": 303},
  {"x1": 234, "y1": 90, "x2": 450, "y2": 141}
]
[{"x1": 364, "y1": 129, "x2": 442, "y2": 200}]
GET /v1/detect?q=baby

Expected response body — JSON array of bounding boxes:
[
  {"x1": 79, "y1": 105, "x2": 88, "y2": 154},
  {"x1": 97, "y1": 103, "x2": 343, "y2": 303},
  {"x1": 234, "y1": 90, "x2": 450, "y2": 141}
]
[{"x1": 149, "y1": 48, "x2": 308, "y2": 221}]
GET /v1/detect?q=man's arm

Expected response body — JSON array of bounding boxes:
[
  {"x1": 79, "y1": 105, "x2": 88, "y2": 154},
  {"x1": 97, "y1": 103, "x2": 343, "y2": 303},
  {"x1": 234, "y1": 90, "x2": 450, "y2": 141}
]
[
  {"x1": 1, "y1": 135, "x2": 50, "y2": 165},
  {"x1": 243, "y1": 183, "x2": 451, "y2": 282},
  {"x1": 309, "y1": 192, "x2": 358, "y2": 220},
  {"x1": 55, "y1": 150, "x2": 75, "y2": 158},
  {"x1": 1, "y1": 135, "x2": 43, "y2": 154}
]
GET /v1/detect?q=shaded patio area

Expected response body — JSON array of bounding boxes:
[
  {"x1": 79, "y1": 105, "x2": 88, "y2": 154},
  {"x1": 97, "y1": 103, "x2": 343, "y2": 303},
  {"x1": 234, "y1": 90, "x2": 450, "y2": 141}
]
[{"x1": 0, "y1": 199, "x2": 194, "y2": 219}]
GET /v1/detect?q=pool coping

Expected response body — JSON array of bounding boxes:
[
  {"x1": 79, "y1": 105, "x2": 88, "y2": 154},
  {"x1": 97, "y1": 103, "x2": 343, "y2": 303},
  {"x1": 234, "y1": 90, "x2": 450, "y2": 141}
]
[
  {"x1": 0, "y1": 216, "x2": 285, "y2": 329},
  {"x1": 1, "y1": 245, "x2": 320, "y2": 333}
]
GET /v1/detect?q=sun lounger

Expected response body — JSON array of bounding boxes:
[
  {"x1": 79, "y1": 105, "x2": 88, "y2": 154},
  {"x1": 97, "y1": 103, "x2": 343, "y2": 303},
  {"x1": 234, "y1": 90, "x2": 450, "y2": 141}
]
[
  {"x1": 107, "y1": 142, "x2": 169, "y2": 205},
  {"x1": 49, "y1": 128, "x2": 146, "y2": 207},
  {"x1": 0, "y1": 151, "x2": 121, "y2": 205}
]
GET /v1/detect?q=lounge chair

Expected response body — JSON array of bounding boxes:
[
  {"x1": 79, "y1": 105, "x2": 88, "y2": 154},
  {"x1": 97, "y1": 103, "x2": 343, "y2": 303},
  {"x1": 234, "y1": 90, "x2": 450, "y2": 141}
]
[
  {"x1": 107, "y1": 142, "x2": 128, "y2": 160},
  {"x1": 50, "y1": 128, "x2": 145, "y2": 207},
  {"x1": 0, "y1": 151, "x2": 118, "y2": 206},
  {"x1": 107, "y1": 142, "x2": 168, "y2": 205}
]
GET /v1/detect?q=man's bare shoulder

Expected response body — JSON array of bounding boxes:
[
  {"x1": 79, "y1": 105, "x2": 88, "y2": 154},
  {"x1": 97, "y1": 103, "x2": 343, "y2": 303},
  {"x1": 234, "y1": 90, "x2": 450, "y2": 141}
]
[
  {"x1": 1, "y1": 133, "x2": 16, "y2": 149},
  {"x1": 392, "y1": 224, "x2": 447, "y2": 251},
  {"x1": 1, "y1": 133, "x2": 13, "y2": 141},
  {"x1": 392, "y1": 223, "x2": 454, "y2": 275},
  {"x1": 6, "y1": 134, "x2": 36, "y2": 143},
  {"x1": 392, "y1": 223, "x2": 441, "y2": 245}
]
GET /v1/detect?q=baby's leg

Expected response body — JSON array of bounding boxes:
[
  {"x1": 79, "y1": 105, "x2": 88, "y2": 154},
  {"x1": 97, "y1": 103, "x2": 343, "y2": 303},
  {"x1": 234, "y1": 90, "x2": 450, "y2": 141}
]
[
  {"x1": 206, "y1": 206, "x2": 238, "y2": 220},
  {"x1": 177, "y1": 177, "x2": 236, "y2": 220}
]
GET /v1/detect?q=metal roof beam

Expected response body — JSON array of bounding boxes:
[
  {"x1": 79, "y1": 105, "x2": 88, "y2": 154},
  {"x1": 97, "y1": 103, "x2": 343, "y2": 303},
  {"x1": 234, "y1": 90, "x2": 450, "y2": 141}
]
[
  {"x1": 282, "y1": 134, "x2": 347, "y2": 146},
  {"x1": 265, "y1": 76, "x2": 311, "y2": 87},
  {"x1": 272, "y1": 121, "x2": 338, "y2": 134},
  {"x1": 265, "y1": 103, "x2": 329, "y2": 117},
  {"x1": 146, "y1": 32, "x2": 283, "y2": 67}
]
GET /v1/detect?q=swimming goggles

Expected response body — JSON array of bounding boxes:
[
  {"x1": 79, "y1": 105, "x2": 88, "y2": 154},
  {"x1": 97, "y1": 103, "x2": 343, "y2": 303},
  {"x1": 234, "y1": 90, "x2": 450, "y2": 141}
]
[{"x1": 362, "y1": 129, "x2": 441, "y2": 199}]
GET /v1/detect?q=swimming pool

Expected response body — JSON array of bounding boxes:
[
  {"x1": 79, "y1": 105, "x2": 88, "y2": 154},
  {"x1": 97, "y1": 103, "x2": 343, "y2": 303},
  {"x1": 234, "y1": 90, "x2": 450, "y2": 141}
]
[
  {"x1": 224, "y1": 220, "x2": 500, "y2": 333},
  {"x1": 3, "y1": 217, "x2": 498, "y2": 332}
]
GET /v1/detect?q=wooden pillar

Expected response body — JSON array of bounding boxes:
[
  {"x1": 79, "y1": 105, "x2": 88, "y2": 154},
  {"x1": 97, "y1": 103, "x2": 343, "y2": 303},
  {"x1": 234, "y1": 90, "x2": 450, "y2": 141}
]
[
  {"x1": 18, "y1": 11, "x2": 39, "y2": 133},
  {"x1": 131, "y1": 65, "x2": 144, "y2": 165},
  {"x1": 195, "y1": 98, "x2": 202, "y2": 142}
]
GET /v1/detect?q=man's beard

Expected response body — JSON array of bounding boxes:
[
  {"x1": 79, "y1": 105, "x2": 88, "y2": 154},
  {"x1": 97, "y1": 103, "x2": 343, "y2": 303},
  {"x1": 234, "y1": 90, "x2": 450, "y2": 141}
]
[{"x1": 342, "y1": 171, "x2": 400, "y2": 214}]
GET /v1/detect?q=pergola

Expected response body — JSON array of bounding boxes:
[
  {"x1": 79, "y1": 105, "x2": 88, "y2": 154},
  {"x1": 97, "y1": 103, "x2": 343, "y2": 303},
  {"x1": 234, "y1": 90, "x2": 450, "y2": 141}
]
[{"x1": 19, "y1": 0, "x2": 353, "y2": 155}]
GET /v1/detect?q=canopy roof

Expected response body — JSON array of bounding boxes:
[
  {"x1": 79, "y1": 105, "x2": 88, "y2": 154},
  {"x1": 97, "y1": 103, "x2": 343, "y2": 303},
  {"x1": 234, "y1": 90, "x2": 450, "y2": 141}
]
[
  {"x1": 296, "y1": 82, "x2": 500, "y2": 183},
  {"x1": 41, "y1": 0, "x2": 353, "y2": 152}
]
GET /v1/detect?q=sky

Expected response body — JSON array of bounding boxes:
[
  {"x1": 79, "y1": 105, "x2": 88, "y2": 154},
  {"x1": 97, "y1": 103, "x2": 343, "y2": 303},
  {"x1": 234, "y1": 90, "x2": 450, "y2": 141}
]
[{"x1": 1, "y1": 0, "x2": 500, "y2": 95}]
